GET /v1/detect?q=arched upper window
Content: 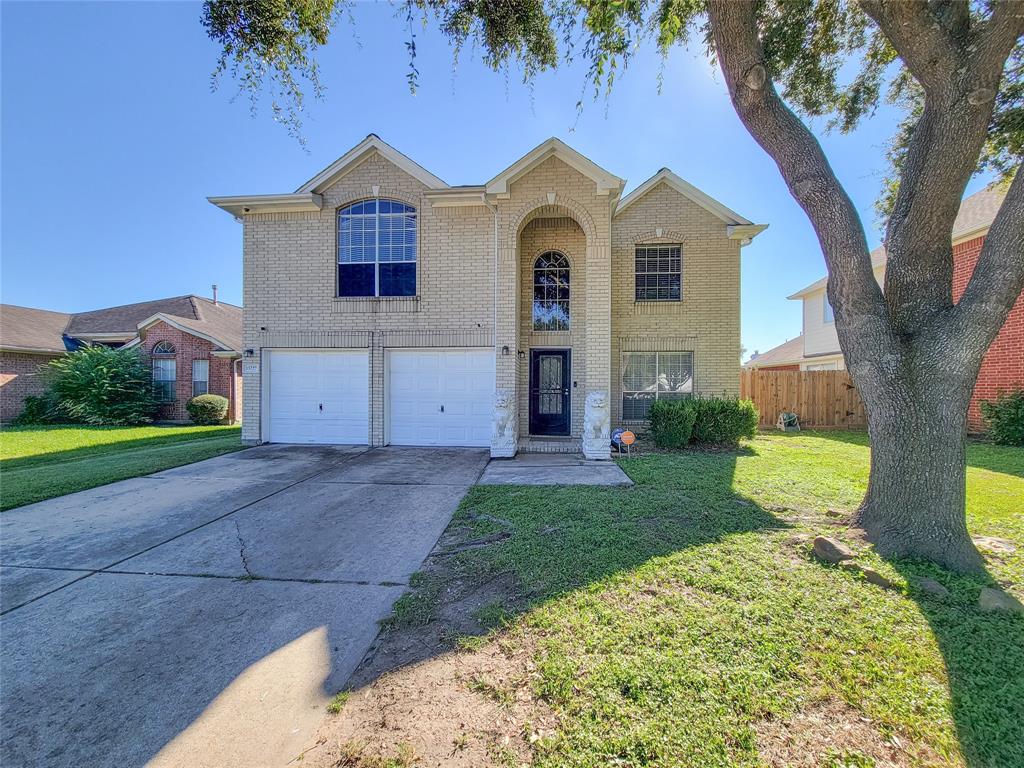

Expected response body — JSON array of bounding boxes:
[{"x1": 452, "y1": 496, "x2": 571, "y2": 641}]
[
  {"x1": 533, "y1": 252, "x2": 570, "y2": 331},
  {"x1": 338, "y1": 199, "x2": 417, "y2": 297},
  {"x1": 152, "y1": 341, "x2": 176, "y2": 355}
]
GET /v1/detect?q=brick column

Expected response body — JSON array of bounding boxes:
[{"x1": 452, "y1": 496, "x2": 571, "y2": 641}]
[
  {"x1": 583, "y1": 241, "x2": 612, "y2": 459},
  {"x1": 492, "y1": 241, "x2": 519, "y2": 457}
]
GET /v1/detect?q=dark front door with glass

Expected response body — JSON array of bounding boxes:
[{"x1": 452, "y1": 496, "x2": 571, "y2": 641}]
[{"x1": 529, "y1": 349, "x2": 570, "y2": 436}]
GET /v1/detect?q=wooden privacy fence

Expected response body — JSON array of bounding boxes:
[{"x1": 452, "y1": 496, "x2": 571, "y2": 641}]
[{"x1": 740, "y1": 369, "x2": 867, "y2": 429}]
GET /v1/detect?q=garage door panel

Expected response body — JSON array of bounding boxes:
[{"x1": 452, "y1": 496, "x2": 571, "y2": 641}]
[
  {"x1": 388, "y1": 349, "x2": 494, "y2": 447},
  {"x1": 268, "y1": 351, "x2": 368, "y2": 445}
]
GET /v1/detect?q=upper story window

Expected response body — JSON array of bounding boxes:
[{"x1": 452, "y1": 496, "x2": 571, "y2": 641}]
[
  {"x1": 152, "y1": 341, "x2": 176, "y2": 355},
  {"x1": 635, "y1": 245, "x2": 681, "y2": 302},
  {"x1": 823, "y1": 297, "x2": 835, "y2": 324},
  {"x1": 337, "y1": 199, "x2": 417, "y2": 297},
  {"x1": 533, "y1": 251, "x2": 570, "y2": 331}
]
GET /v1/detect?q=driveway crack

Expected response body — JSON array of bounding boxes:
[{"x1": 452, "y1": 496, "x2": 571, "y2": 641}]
[{"x1": 233, "y1": 519, "x2": 255, "y2": 579}]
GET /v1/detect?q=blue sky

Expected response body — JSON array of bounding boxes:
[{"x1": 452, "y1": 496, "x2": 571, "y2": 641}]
[{"x1": 1, "y1": 1, "x2": 993, "y2": 358}]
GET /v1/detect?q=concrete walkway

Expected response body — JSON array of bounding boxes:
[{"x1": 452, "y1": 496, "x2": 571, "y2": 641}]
[
  {"x1": 0, "y1": 445, "x2": 488, "y2": 768},
  {"x1": 477, "y1": 452, "x2": 633, "y2": 486}
]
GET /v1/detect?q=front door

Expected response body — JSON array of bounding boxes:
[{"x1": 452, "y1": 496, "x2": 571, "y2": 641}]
[{"x1": 529, "y1": 349, "x2": 570, "y2": 436}]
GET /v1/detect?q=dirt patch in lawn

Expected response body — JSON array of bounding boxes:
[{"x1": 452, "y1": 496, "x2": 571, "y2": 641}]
[
  {"x1": 754, "y1": 697, "x2": 949, "y2": 768},
  {"x1": 293, "y1": 515, "x2": 548, "y2": 768}
]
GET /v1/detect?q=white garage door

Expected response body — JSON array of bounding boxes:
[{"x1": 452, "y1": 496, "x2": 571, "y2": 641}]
[
  {"x1": 268, "y1": 350, "x2": 369, "y2": 444},
  {"x1": 388, "y1": 349, "x2": 494, "y2": 447}
]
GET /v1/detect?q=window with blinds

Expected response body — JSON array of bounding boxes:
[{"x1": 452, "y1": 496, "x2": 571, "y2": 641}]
[
  {"x1": 635, "y1": 245, "x2": 681, "y2": 302},
  {"x1": 337, "y1": 199, "x2": 417, "y2": 297},
  {"x1": 621, "y1": 351, "x2": 693, "y2": 420}
]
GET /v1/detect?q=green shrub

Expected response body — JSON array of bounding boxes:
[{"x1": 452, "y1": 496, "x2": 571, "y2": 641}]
[
  {"x1": 648, "y1": 399, "x2": 697, "y2": 448},
  {"x1": 688, "y1": 397, "x2": 759, "y2": 445},
  {"x1": 43, "y1": 346, "x2": 157, "y2": 426},
  {"x1": 13, "y1": 392, "x2": 66, "y2": 425},
  {"x1": 186, "y1": 394, "x2": 229, "y2": 425},
  {"x1": 980, "y1": 390, "x2": 1024, "y2": 446}
]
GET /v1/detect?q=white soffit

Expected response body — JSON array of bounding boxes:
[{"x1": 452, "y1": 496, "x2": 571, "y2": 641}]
[
  {"x1": 485, "y1": 138, "x2": 624, "y2": 197},
  {"x1": 207, "y1": 193, "x2": 323, "y2": 218},
  {"x1": 296, "y1": 134, "x2": 448, "y2": 193}
]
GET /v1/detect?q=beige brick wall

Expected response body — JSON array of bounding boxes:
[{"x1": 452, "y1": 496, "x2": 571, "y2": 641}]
[
  {"x1": 611, "y1": 182, "x2": 742, "y2": 426},
  {"x1": 242, "y1": 151, "x2": 494, "y2": 443}
]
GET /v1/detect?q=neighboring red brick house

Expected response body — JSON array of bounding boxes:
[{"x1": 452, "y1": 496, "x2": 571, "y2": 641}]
[
  {"x1": 952, "y1": 234, "x2": 1024, "y2": 431},
  {"x1": 0, "y1": 295, "x2": 243, "y2": 424}
]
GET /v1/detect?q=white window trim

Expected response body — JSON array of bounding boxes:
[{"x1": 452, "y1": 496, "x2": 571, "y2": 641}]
[
  {"x1": 337, "y1": 198, "x2": 417, "y2": 298},
  {"x1": 532, "y1": 251, "x2": 571, "y2": 331},
  {"x1": 634, "y1": 245, "x2": 683, "y2": 302},
  {"x1": 621, "y1": 351, "x2": 695, "y2": 421},
  {"x1": 823, "y1": 297, "x2": 835, "y2": 324},
  {"x1": 153, "y1": 358, "x2": 177, "y2": 403},
  {"x1": 192, "y1": 359, "x2": 209, "y2": 397}
]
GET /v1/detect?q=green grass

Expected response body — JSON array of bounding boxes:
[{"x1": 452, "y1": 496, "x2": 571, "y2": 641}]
[
  {"x1": 407, "y1": 431, "x2": 1024, "y2": 767},
  {"x1": 0, "y1": 424, "x2": 244, "y2": 510}
]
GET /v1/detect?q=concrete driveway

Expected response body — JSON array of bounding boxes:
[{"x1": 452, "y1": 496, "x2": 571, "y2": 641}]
[{"x1": 0, "y1": 444, "x2": 488, "y2": 768}]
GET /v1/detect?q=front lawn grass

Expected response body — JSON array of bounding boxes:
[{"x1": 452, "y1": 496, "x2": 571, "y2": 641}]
[
  {"x1": 0, "y1": 424, "x2": 244, "y2": 510},
  {"x1": 389, "y1": 431, "x2": 1024, "y2": 767}
]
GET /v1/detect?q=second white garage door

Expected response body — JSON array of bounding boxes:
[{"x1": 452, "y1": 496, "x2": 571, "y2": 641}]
[
  {"x1": 267, "y1": 350, "x2": 369, "y2": 444},
  {"x1": 388, "y1": 348, "x2": 494, "y2": 447}
]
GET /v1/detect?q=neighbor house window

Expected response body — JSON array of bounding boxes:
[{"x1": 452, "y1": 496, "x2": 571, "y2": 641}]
[
  {"x1": 823, "y1": 297, "x2": 835, "y2": 323},
  {"x1": 635, "y1": 245, "x2": 681, "y2": 301},
  {"x1": 337, "y1": 199, "x2": 417, "y2": 297},
  {"x1": 533, "y1": 251, "x2": 570, "y2": 330},
  {"x1": 151, "y1": 342, "x2": 176, "y2": 402},
  {"x1": 621, "y1": 351, "x2": 693, "y2": 420},
  {"x1": 192, "y1": 359, "x2": 209, "y2": 397}
]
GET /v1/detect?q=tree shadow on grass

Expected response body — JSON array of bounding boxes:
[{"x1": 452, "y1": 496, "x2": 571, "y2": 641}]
[
  {"x1": 885, "y1": 559, "x2": 1024, "y2": 768},
  {"x1": 346, "y1": 448, "x2": 788, "y2": 689}
]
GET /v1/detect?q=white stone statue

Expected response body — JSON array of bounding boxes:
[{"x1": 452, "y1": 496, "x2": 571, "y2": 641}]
[
  {"x1": 583, "y1": 390, "x2": 610, "y2": 460},
  {"x1": 491, "y1": 388, "x2": 517, "y2": 457}
]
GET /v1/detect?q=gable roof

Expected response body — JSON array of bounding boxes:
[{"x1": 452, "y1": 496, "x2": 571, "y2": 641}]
[
  {"x1": 135, "y1": 297, "x2": 243, "y2": 352},
  {"x1": 65, "y1": 295, "x2": 203, "y2": 338},
  {"x1": 0, "y1": 305, "x2": 72, "y2": 353},
  {"x1": 787, "y1": 183, "x2": 1007, "y2": 299},
  {"x1": 743, "y1": 335, "x2": 805, "y2": 368},
  {"x1": 2, "y1": 296, "x2": 243, "y2": 354},
  {"x1": 485, "y1": 138, "x2": 624, "y2": 197},
  {"x1": 297, "y1": 134, "x2": 448, "y2": 194},
  {"x1": 616, "y1": 168, "x2": 756, "y2": 226}
]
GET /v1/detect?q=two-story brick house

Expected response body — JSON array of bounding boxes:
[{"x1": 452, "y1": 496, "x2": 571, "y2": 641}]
[{"x1": 210, "y1": 136, "x2": 765, "y2": 458}]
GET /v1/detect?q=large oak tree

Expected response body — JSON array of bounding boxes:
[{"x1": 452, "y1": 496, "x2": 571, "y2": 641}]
[{"x1": 204, "y1": 0, "x2": 1023, "y2": 572}]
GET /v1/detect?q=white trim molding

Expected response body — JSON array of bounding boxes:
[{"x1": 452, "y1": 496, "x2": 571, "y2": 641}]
[
  {"x1": 207, "y1": 193, "x2": 323, "y2": 218},
  {"x1": 424, "y1": 187, "x2": 487, "y2": 208}
]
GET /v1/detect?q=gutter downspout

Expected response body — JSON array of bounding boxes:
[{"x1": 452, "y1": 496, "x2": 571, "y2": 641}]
[
  {"x1": 232, "y1": 357, "x2": 241, "y2": 425},
  {"x1": 483, "y1": 195, "x2": 499, "y2": 354}
]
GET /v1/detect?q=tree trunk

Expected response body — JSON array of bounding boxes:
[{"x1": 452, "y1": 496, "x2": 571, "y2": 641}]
[{"x1": 852, "y1": 356, "x2": 985, "y2": 572}]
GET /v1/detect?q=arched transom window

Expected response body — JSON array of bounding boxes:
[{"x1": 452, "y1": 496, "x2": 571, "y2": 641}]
[
  {"x1": 337, "y1": 199, "x2": 417, "y2": 297},
  {"x1": 152, "y1": 341, "x2": 176, "y2": 355},
  {"x1": 532, "y1": 251, "x2": 570, "y2": 331}
]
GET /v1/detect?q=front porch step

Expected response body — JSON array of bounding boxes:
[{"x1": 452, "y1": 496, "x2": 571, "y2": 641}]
[{"x1": 517, "y1": 437, "x2": 583, "y2": 454}]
